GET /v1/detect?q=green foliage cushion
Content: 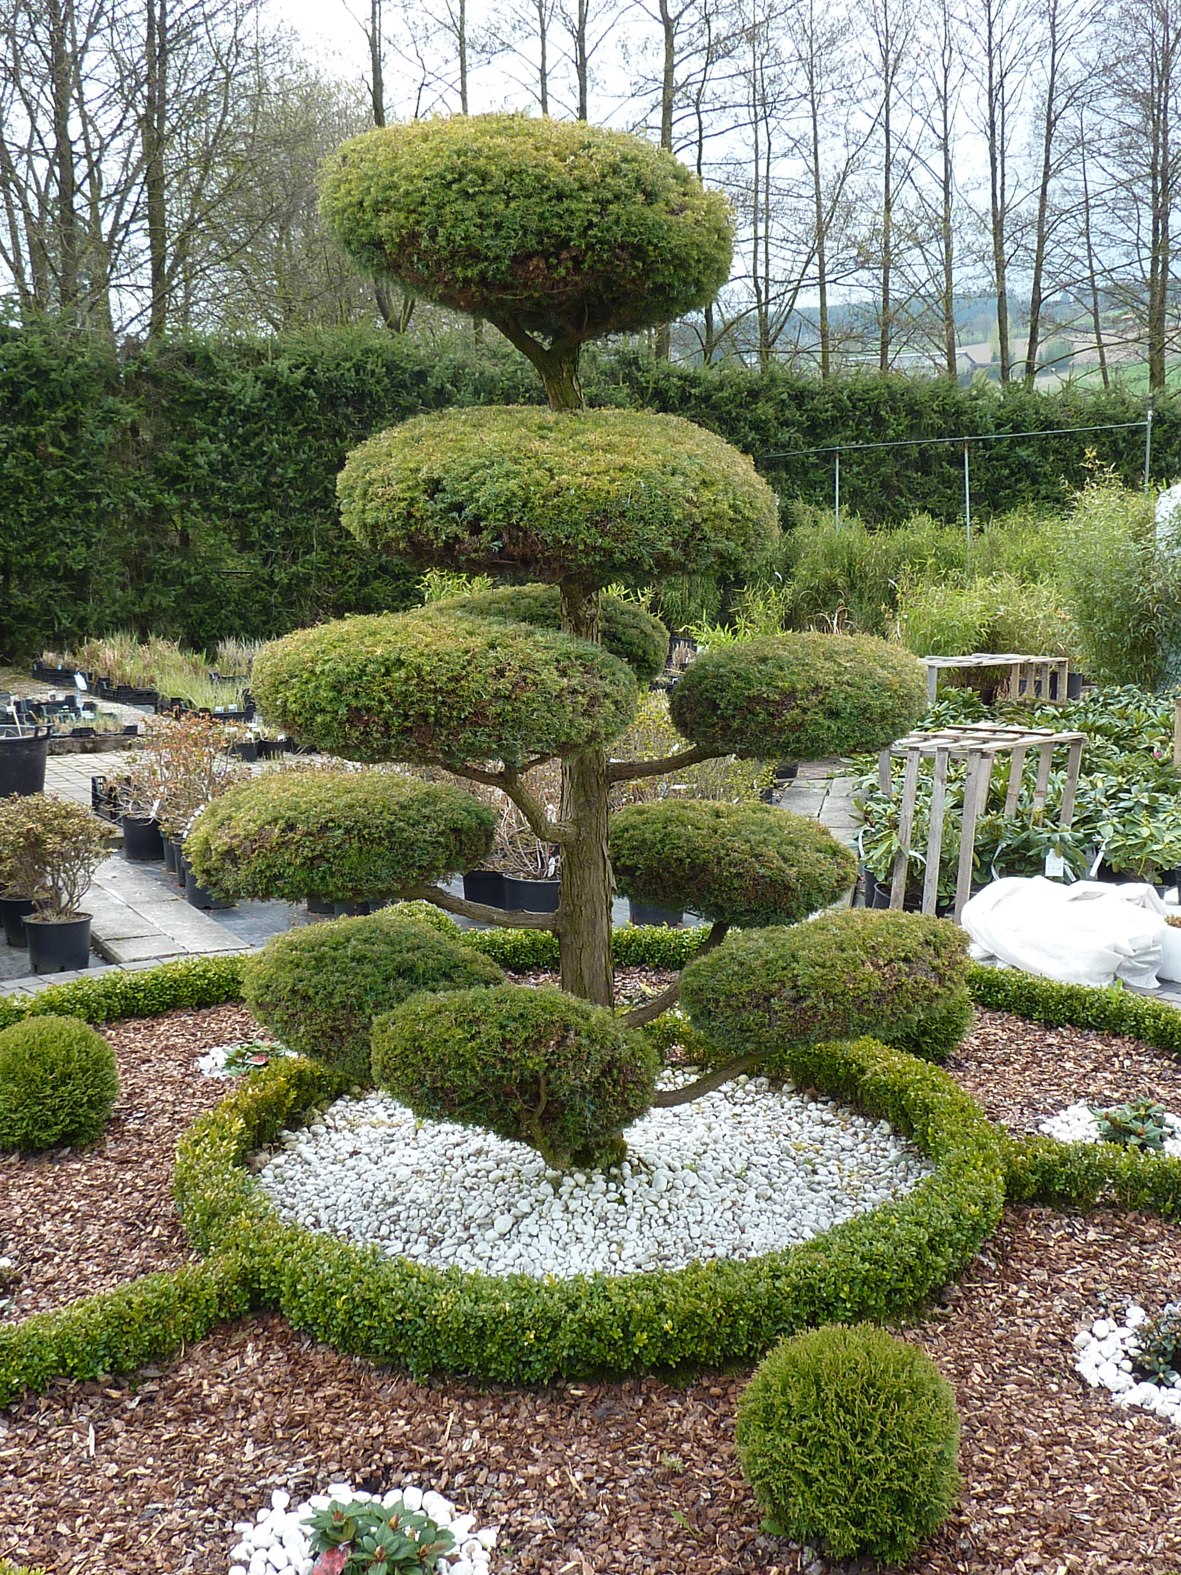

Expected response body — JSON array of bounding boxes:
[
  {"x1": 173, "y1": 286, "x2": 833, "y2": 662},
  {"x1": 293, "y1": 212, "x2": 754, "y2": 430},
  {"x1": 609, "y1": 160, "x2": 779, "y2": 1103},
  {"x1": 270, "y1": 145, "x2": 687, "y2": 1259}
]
[
  {"x1": 371, "y1": 984, "x2": 658, "y2": 1170},
  {"x1": 319, "y1": 115, "x2": 732, "y2": 343},
  {"x1": 336, "y1": 407, "x2": 780, "y2": 586},
  {"x1": 444, "y1": 583, "x2": 669, "y2": 683},
  {"x1": 244, "y1": 913, "x2": 504, "y2": 1083},
  {"x1": 669, "y1": 632, "x2": 926, "y2": 759},
  {"x1": 681, "y1": 908, "x2": 972, "y2": 1066},
  {"x1": 609, "y1": 802, "x2": 856, "y2": 927},
  {"x1": 250, "y1": 607, "x2": 638, "y2": 768},
  {"x1": 736, "y1": 1323, "x2": 961, "y2": 1563},
  {"x1": 0, "y1": 1015, "x2": 119, "y2": 1151},
  {"x1": 185, "y1": 769, "x2": 494, "y2": 903}
]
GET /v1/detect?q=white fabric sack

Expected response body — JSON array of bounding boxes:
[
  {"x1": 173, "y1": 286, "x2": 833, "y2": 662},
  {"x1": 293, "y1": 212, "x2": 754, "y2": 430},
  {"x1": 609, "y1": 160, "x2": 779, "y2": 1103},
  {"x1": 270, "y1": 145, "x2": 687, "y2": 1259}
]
[{"x1": 961, "y1": 876, "x2": 1170, "y2": 989}]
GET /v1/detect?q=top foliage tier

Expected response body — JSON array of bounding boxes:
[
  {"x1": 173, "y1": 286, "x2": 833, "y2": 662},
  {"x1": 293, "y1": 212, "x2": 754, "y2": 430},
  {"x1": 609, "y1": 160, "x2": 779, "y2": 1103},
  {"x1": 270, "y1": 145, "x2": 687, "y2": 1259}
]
[{"x1": 319, "y1": 115, "x2": 733, "y2": 348}]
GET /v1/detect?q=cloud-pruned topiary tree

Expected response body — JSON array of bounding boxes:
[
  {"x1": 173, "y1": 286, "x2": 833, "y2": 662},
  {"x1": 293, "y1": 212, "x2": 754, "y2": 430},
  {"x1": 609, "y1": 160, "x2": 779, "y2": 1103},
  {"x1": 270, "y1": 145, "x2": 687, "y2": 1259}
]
[{"x1": 188, "y1": 113, "x2": 927, "y2": 1037}]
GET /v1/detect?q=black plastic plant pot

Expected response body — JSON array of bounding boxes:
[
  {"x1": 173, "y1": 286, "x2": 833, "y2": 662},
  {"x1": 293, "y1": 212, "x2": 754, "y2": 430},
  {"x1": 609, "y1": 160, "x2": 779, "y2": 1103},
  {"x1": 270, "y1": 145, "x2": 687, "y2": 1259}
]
[
  {"x1": 0, "y1": 895, "x2": 35, "y2": 947},
  {"x1": 184, "y1": 868, "x2": 235, "y2": 910},
  {"x1": 162, "y1": 838, "x2": 177, "y2": 874},
  {"x1": 305, "y1": 897, "x2": 336, "y2": 915},
  {"x1": 174, "y1": 844, "x2": 191, "y2": 887},
  {"x1": 628, "y1": 899, "x2": 683, "y2": 928},
  {"x1": 121, "y1": 814, "x2": 165, "y2": 861},
  {"x1": 463, "y1": 869, "x2": 508, "y2": 908},
  {"x1": 502, "y1": 875, "x2": 561, "y2": 913},
  {"x1": 0, "y1": 728, "x2": 49, "y2": 797},
  {"x1": 232, "y1": 740, "x2": 258, "y2": 762},
  {"x1": 25, "y1": 914, "x2": 92, "y2": 973}
]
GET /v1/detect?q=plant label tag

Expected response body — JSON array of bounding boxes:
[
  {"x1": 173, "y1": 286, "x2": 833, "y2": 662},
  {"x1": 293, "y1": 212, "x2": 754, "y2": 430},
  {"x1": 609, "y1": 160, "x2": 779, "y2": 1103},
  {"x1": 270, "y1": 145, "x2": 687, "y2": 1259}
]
[
  {"x1": 74, "y1": 672, "x2": 88, "y2": 691},
  {"x1": 1045, "y1": 850, "x2": 1067, "y2": 878}
]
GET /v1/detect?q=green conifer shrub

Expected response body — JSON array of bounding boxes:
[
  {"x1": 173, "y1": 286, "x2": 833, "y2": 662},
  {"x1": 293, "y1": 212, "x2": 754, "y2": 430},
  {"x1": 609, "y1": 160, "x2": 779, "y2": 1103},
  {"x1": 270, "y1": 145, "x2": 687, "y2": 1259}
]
[
  {"x1": 371, "y1": 984, "x2": 658, "y2": 1169},
  {"x1": 736, "y1": 1323, "x2": 961, "y2": 1564},
  {"x1": 0, "y1": 1015, "x2": 119, "y2": 1151},
  {"x1": 244, "y1": 913, "x2": 504, "y2": 1082}
]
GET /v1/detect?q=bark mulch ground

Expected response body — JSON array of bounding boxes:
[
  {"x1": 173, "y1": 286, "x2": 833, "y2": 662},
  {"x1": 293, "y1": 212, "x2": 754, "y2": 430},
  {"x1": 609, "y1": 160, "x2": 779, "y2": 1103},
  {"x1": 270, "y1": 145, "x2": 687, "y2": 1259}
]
[{"x1": 2, "y1": 999, "x2": 1181, "y2": 1574}]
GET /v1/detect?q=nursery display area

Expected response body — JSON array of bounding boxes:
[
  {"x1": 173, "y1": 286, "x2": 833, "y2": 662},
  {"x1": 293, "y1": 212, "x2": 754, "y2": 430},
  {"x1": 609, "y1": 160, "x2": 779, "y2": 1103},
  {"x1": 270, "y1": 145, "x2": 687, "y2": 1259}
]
[{"x1": 3, "y1": 114, "x2": 1181, "y2": 1575}]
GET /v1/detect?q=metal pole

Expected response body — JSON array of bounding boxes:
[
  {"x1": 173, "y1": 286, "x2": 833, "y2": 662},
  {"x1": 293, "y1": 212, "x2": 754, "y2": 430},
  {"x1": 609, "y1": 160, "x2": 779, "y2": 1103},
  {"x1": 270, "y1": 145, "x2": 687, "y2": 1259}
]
[
  {"x1": 963, "y1": 442, "x2": 971, "y2": 544},
  {"x1": 1145, "y1": 397, "x2": 1155, "y2": 493},
  {"x1": 834, "y1": 449, "x2": 841, "y2": 532}
]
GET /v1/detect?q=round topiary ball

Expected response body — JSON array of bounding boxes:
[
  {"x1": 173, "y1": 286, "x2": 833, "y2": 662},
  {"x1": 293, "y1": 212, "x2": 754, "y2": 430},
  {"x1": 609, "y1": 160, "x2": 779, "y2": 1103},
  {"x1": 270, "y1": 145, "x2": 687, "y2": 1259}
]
[
  {"x1": 250, "y1": 607, "x2": 638, "y2": 768},
  {"x1": 609, "y1": 802, "x2": 856, "y2": 928},
  {"x1": 444, "y1": 584, "x2": 669, "y2": 684},
  {"x1": 337, "y1": 407, "x2": 780, "y2": 587},
  {"x1": 679, "y1": 907, "x2": 973, "y2": 1066},
  {"x1": 0, "y1": 1014, "x2": 119, "y2": 1151},
  {"x1": 244, "y1": 911, "x2": 505, "y2": 1083},
  {"x1": 669, "y1": 632, "x2": 926, "y2": 760},
  {"x1": 736, "y1": 1323, "x2": 961, "y2": 1564},
  {"x1": 320, "y1": 114, "x2": 732, "y2": 344},
  {"x1": 185, "y1": 768, "x2": 495, "y2": 904},
  {"x1": 371, "y1": 984, "x2": 658, "y2": 1170}
]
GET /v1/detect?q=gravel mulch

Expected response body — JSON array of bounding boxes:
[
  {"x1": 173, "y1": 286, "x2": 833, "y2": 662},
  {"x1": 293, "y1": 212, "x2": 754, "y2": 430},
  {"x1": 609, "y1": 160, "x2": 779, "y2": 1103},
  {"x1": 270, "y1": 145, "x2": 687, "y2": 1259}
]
[
  {"x1": 0, "y1": 1004, "x2": 254, "y2": 1320},
  {"x1": 948, "y1": 1007, "x2": 1181, "y2": 1136},
  {"x1": 3, "y1": 999, "x2": 1181, "y2": 1573}
]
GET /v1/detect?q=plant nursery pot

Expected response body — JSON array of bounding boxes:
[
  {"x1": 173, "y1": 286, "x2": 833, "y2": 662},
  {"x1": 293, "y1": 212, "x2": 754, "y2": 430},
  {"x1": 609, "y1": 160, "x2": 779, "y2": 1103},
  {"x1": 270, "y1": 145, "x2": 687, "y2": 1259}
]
[
  {"x1": 172, "y1": 841, "x2": 188, "y2": 887},
  {"x1": 232, "y1": 740, "x2": 259, "y2": 762},
  {"x1": 502, "y1": 875, "x2": 561, "y2": 913},
  {"x1": 0, "y1": 727, "x2": 49, "y2": 797},
  {"x1": 162, "y1": 837, "x2": 177, "y2": 874},
  {"x1": 0, "y1": 895, "x2": 35, "y2": 947},
  {"x1": 184, "y1": 868, "x2": 234, "y2": 910},
  {"x1": 463, "y1": 869, "x2": 508, "y2": 908},
  {"x1": 332, "y1": 901, "x2": 372, "y2": 917},
  {"x1": 25, "y1": 914, "x2": 92, "y2": 973},
  {"x1": 121, "y1": 814, "x2": 164, "y2": 861},
  {"x1": 628, "y1": 899, "x2": 683, "y2": 927},
  {"x1": 305, "y1": 897, "x2": 336, "y2": 915}
]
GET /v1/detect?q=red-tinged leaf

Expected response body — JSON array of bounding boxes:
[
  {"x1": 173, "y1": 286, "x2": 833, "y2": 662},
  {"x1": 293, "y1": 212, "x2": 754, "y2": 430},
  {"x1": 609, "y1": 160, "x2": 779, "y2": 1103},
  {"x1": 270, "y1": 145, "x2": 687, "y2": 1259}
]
[{"x1": 312, "y1": 1546, "x2": 350, "y2": 1574}]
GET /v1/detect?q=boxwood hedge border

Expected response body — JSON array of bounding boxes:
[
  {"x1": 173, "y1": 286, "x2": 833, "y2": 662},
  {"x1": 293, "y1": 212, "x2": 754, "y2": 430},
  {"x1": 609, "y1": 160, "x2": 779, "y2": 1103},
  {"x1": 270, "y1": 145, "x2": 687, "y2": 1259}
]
[{"x1": 3, "y1": 945, "x2": 1181, "y2": 1401}]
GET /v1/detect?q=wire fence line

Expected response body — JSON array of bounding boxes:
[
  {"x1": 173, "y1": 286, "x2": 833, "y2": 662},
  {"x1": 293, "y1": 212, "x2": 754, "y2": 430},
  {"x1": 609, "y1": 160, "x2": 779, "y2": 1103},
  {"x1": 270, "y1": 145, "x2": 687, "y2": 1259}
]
[{"x1": 755, "y1": 408, "x2": 1157, "y2": 538}]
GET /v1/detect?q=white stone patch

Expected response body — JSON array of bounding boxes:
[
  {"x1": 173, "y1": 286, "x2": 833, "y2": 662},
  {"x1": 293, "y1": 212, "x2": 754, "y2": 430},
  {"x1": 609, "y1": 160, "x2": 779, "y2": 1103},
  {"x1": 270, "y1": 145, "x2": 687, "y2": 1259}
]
[
  {"x1": 253, "y1": 1076, "x2": 932, "y2": 1280},
  {"x1": 1038, "y1": 1100, "x2": 1181, "y2": 1156},
  {"x1": 198, "y1": 1040, "x2": 293, "y2": 1080},
  {"x1": 1073, "y1": 1308, "x2": 1181, "y2": 1427},
  {"x1": 226, "y1": 1483, "x2": 498, "y2": 1575}
]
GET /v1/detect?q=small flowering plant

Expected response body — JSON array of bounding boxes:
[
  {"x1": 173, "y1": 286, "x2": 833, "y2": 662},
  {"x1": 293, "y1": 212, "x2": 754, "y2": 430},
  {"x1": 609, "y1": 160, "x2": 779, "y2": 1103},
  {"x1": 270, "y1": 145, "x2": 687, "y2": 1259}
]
[
  {"x1": 305, "y1": 1498, "x2": 455, "y2": 1574},
  {"x1": 1090, "y1": 1098, "x2": 1171, "y2": 1153}
]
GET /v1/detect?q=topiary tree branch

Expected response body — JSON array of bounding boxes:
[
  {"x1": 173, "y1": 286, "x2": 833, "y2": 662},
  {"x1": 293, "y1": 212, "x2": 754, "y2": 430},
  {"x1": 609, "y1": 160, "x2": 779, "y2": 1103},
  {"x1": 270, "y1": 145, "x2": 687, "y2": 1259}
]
[
  {"x1": 650, "y1": 1054, "x2": 763, "y2": 1108},
  {"x1": 401, "y1": 883, "x2": 559, "y2": 932},
  {"x1": 620, "y1": 920, "x2": 729, "y2": 1029},
  {"x1": 422, "y1": 757, "x2": 575, "y2": 846},
  {"x1": 608, "y1": 744, "x2": 729, "y2": 783},
  {"x1": 489, "y1": 315, "x2": 586, "y2": 411}
]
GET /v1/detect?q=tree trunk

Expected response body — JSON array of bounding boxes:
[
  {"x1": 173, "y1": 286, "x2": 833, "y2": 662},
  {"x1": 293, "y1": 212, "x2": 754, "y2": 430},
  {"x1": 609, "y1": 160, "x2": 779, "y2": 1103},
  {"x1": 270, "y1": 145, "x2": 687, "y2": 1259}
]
[
  {"x1": 142, "y1": 0, "x2": 168, "y2": 340},
  {"x1": 48, "y1": 0, "x2": 79, "y2": 315},
  {"x1": 557, "y1": 580, "x2": 614, "y2": 1008}
]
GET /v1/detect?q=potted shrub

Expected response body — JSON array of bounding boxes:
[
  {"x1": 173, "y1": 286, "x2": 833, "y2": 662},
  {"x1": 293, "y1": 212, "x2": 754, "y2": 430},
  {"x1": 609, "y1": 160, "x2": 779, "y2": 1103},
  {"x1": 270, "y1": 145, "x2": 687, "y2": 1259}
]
[
  {"x1": 0, "y1": 795, "x2": 114, "y2": 972},
  {"x1": 139, "y1": 715, "x2": 245, "y2": 895},
  {"x1": 0, "y1": 793, "x2": 38, "y2": 946}
]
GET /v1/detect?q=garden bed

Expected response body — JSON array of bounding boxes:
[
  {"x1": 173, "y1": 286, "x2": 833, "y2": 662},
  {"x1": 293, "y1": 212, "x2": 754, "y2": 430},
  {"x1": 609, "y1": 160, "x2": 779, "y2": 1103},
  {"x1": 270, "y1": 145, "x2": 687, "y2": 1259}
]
[{"x1": 3, "y1": 996, "x2": 1181, "y2": 1571}]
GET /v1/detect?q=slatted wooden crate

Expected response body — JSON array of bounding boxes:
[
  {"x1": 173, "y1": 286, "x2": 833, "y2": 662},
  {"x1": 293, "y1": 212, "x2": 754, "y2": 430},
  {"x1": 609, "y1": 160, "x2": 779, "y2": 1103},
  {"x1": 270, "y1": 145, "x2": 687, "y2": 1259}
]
[
  {"x1": 922, "y1": 653, "x2": 1070, "y2": 706},
  {"x1": 878, "y1": 722, "x2": 1088, "y2": 922}
]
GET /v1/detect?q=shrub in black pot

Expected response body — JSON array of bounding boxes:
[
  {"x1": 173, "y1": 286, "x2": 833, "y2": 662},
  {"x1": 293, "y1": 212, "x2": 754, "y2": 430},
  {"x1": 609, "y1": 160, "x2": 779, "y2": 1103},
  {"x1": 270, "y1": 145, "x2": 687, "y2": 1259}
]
[{"x1": 0, "y1": 795, "x2": 114, "y2": 973}]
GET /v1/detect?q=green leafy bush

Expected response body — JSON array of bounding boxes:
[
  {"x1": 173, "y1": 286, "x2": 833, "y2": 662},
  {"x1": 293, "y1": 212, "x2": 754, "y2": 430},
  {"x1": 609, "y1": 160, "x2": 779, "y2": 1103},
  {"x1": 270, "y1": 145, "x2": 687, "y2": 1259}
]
[
  {"x1": 320, "y1": 115, "x2": 732, "y2": 347},
  {"x1": 371, "y1": 984, "x2": 657, "y2": 1169},
  {"x1": 736, "y1": 1323, "x2": 961, "y2": 1563},
  {"x1": 444, "y1": 583, "x2": 669, "y2": 683},
  {"x1": 0, "y1": 1015, "x2": 119, "y2": 1151},
  {"x1": 185, "y1": 769, "x2": 495, "y2": 903},
  {"x1": 0, "y1": 954, "x2": 246, "y2": 1033},
  {"x1": 1091, "y1": 1098, "x2": 1171, "y2": 1153},
  {"x1": 895, "y1": 573, "x2": 1076, "y2": 660},
  {"x1": 250, "y1": 607, "x2": 638, "y2": 768},
  {"x1": 681, "y1": 909, "x2": 973, "y2": 1066},
  {"x1": 669, "y1": 632, "x2": 926, "y2": 761},
  {"x1": 336, "y1": 406, "x2": 779, "y2": 584},
  {"x1": 609, "y1": 801, "x2": 856, "y2": 927},
  {"x1": 244, "y1": 912, "x2": 504, "y2": 1082},
  {"x1": 1131, "y1": 1303, "x2": 1181, "y2": 1384},
  {"x1": 305, "y1": 1498, "x2": 455, "y2": 1573}
]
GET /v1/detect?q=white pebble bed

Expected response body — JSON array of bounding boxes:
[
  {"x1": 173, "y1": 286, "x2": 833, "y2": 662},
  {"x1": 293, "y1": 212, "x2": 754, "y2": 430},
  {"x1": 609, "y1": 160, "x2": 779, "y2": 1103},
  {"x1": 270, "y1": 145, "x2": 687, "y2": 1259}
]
[
  {"x1": 1073, "y1": 1308, "x2": 1181, "y2": 1426},
  {"x1": 1038, "y1": 1100, "x2": 1181, "y2": 1156},
  {"x1": 227, "y1": 1483, "x2": 497, "y2": 1575},
  {"x1": 253, "y1": 1076, "x2": 932, "y2": 1279}
]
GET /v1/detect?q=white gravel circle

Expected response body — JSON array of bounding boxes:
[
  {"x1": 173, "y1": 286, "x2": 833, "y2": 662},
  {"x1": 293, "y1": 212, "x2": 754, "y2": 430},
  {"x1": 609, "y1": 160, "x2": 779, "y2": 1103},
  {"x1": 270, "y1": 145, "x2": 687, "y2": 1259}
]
[
  {"x1": 1073, "y1": 1308, "x2": 1181, "y2": 1428},
  {"x1": 226, "y1": 1482, "x2": 498, "y2": 1575},
  {"x1": 1038, "y1": 1100, "x2": 1181, "y2": 1156},
  {"x1": 254, "y1": 1075, "x2": 933, "y2": 1279}
]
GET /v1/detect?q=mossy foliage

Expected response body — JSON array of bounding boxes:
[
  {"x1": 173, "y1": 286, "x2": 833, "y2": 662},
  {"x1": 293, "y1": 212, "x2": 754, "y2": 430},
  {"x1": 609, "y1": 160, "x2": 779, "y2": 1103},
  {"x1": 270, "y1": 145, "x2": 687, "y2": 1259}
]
[
  {"x1": 442, "y1": 583, "x2": 669, "y2": 683},
  {"x1": 336, "y1": 406, "x2": 780, "y2": 585},
  {"x1": 669, "y1": 632, "x2": 927, "y2": 760},
  {"x1": 250, "y1": 606, "x2": 638, "y2": 767},
  {"x1": 609, "y1": 801, "x2": 856, "y2": 928},
  {"x1": 185, "y1": 769, "x2": 495, "y2": 903}
]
